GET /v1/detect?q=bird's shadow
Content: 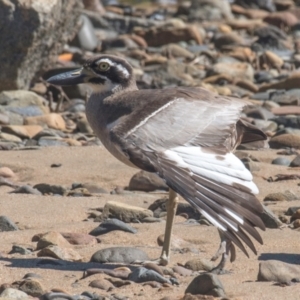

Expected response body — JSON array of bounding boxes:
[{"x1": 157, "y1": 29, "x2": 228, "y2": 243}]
[
  {"x1": 258, "y1": 253, "x2": 300, "y2": 265},
  {"x1": 0, "y1": 257, "x2": 137, "y2": 273}
]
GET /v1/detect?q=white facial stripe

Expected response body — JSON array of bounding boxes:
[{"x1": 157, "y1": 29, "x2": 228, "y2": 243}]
[{"x1": 95, "y1": 58, "x2": 130, "y2": 78}]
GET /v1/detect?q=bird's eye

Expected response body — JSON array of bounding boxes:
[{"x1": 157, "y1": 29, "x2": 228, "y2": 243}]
[{"x1": 98, "y1": 62, "x2": 110, "y2": 71}]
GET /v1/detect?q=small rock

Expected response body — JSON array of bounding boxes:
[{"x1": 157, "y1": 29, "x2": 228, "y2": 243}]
[
  {"x1": 0, "y1": 215, "x2": 18, "y2": 232},
  {"x1": 9, "y1": 245, "x2": 33, "y2": 255},
  {"x1": 0, "y1": 167, "x2": 16, "y2": 178},
  {"x1": 37, "y1": 245, "x2": 82, "y2": 262},
  {"x1": 173, "y1": 265, "x2": 193, "y2": 277},
  {"x1": 84, "y1": 267, "x2": 131, "y2": 280},
  {"x1": 9, "y1": 185, "x2": 42, "y2": 195},
  {"x1": 144, "y1": 263, "x2": 164, "y2": 276},
  {"x1": 182, "y1": 294, "x2": 215, "y2": 300},
  {"x1": 291, "y1": 209, "x2": 300, "y2": 222},
  {"x1": 101, "y1": 200, "x2": 153, "y2": 223},
  {"x1": 211, "y1": 62, "x2": 254, "y2": 81},
  {"x1": 66, "y1": 187, "x2": 92, "y2": 197},
  {"x1": 72, "y1": 182, "x2": 108, "y2": 194},
  {"x1": 106, "y1": 277, "x2": 132, "y2": 288},
  {"x1": 60, "y1": 232, "x2": 97, "y2": 245},
  {"x1": 184, "y1": 258, "x2": 215, "y2": 272},
  {"x1": 38, "y1": 137, "x2": 69, "y2": 147},
  {"x1": 258, "y1": 260, "x2": 300, "y2": 283},
  {"x1": 24, "y1": 113, "x2": 66, "y2": 130},
  {"x1": 128, "y1": 267, "x2": 170, "y2": 284},
  {"x1": 1, "y1": 125, "x2": 43, "y2": 139},
  {"x1": 286, "y1": 206, "x2": 300, "y2": 216},
  {"x1": 18, "y1": 279, "x2": 45, "y2": 297},
  {"x1": 135, "y1": 24, "x2": 202, "y2": 47},
  {"x1": 0, "y1": 132, "x2": 23, "y2": 143},
  {"x1": 264, "y1": 191, "x2": 298, "y2": 202},
  {"x1": 293, "y1": 219, "x2": 300, "y2": 228},
  {"x1": 270, "y1": 134, "x2": 300, "y2": 150},
  {"x1": 33, "y1": 183, "x2": 67, "y2": 195},
  {"x1": 128, "y1": 171, "x2": 168, "y2": 192},
  {"x1": 185, "y1": 273, "x2": 226, "y2": 297},
  {"x1": 36, "y1": 231, "x2": 70, "y2": 250},
  {"x1": 91, "y1": 247, "x2": 149, "y2": 264},
  {"x1": 89, "y1": 218, "x2": 137, "y2": 236},
  {"x1": 0, "y1": 288, "x2": 29, "y2": 299},
  {"x1": 260, "y1": 205, "x2": 283, "y2": 229},
  {"x1": 88, "y1": 279, "x2": 113, "y2": 291},
  {"x1": 271, "y1": 157, "x2": 291, "y2": 166},
  {"x1": 290, "y1": 155, "x2": 300, "y2": 167}
]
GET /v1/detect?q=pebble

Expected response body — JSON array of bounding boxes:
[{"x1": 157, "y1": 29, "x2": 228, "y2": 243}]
[
  {"x1": 89, "y1": 218, "x2": 137, "y2": 236},
  {"x1": 88, "y1": 279, "x2": 113, "y2": 291},
  {"x1": 128, "y1": 170, "x2": 168, "y2": 192},
  {"x1": 9, "y1": 185, "x2": 42, "y2": 195},
  {"x1": 24, "y1": 113, "x2": 66, "y2": 130},
  {"x1": 289, "y1": 155, "x2": 300, "y2": 167},
  {"x1": 101, "y1": 200, "x2": 153, "y2": 223},
  {"x1": 17, "y1": 279, "x2": 45, "y2": 297},
  {"x1": 9, "y1": 245, "x2": 33, "y2": 255},
  {"x1": 0, "y1": 288, "x2": 30, "y2": 299},
  {"x1": 0, "y1": 215, "x2": 18, "y2": 232},
  {"x1": 258, "y1": 260, "x2": 300, "y2": 283},
  {"x1": 271, "y1": 157, "x2": 291, "y2": 166},
  {"x1": 38, "y1": 137, "x2": 69, "y2": 147},
  {"x1": 36, "y1": 231, "x2": 71, "y2": 250},
  {"x1": 128, "y1": 267, "x2": 171, "y2": 284},
  {"x1": 260, "y1": 205, "x2": 283, "y2": 229},
  {"x1": 84, "y1": 267, "x2": 131, "y2": 280},
  {"x1": 33, "y1": 183, "x2": 67, "y2": 195},
  {"x1": 185, "y1": 273, "x2": 226, "y2": 298},
  {"x1": 0, "y1": 167, "x2": 16, "y2": 178},
  {"x1": 71, "y1": 182, "x2": 108, "y2": 194},
  {"x1": 173, "y1": 265, "x2": 194, "y2": 277},
  {"x1": 37, "y1": 245, "x2": 82, "y2": 262},
  {"x1": 290, "y1": 209, "x2": 300, "y2": 222},
  {"x1": 1, "y1": 125, "x2": 43, "y2": 139},
  {"x1": 184, "y1": 258, "x2": 215, "y2": 272},
  {"x1": 60, "y1": 232, "x2": 97, "y2": 245},
  {"x1": 264, "y1": 191, "x2": 298, "y2": 202},
  {"x1": 270, "y1": 134, "x2": 300, "y2": 149},
  {"x1": 90, "y1": 247, "x2": 149, "y2": 264}
]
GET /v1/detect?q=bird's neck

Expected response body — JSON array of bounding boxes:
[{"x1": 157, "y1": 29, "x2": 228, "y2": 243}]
[{"x1": 85, "y1": 83, "x2": 138, "y2": 137}]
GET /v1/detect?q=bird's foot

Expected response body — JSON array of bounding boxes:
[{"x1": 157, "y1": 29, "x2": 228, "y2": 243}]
[
  {"x1": 210, "y1": 237, "x2": 236, "y2": 275},
  {"x1": 134, "y1": 252, "x2": 169, "y2": 266},
  {"x1": 210, "y1": 265, "x2": 231, "y2": 275}
]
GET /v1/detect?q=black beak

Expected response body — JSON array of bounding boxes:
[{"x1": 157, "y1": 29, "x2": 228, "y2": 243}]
[{"x1": 46, "y1": 68, "x2": 85, "y2": 86}]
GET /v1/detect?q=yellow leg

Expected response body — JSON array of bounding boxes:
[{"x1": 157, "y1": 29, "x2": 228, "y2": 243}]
[
  {"x1": 158, "y1": 188, "x2": 179, "y2": 266},
  {"x1": 134, "y1": 189, "x2": 179, "y2": 266}
]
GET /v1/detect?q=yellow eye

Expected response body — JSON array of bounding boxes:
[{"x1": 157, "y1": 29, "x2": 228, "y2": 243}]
[{"x1": 98, "y1": 62, "x2": 110, "y2": 71}]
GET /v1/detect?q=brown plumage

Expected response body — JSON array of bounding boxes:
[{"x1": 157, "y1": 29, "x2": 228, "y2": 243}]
[{"x1": 47, "y1": 55, "x2": 267, "y2": 266}]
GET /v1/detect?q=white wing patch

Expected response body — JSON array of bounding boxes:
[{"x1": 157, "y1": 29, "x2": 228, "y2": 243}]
[
  {"x1": 162, "y1": 146, "x2": 261, "y2": 232},
  {"x1": 165, "y1": 146, "x2": 258, "y2": 195}
]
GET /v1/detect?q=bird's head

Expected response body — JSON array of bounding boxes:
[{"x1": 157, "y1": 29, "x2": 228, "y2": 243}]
[{"x1": 47, "y1": 55, "x2": 136, "y2": 93}]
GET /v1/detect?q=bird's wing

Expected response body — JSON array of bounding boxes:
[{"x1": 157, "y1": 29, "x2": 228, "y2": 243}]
[{"x1": 111, "y1": 88, "x2": 265, "y2": 256}]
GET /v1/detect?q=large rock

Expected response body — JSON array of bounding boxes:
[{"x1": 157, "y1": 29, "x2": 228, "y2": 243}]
[
  {"x1": 91, "y1": 247, "x2": 149, "y2": 264},
  {"x1": 185, "y1": 273, "x2": 226, "y2": 297},
  {"x1": 258, "y1": 260, "x2": 300, "y2": 283},
  {"x1": 0, "y1": 0, "x2": 82, "y2": 91}
]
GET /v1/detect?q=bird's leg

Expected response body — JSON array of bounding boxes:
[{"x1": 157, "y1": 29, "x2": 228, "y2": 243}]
[
  {"x1": 134, "y1": 189, "x2": 178, "y2": 266},
  {"x1": 210, "y1": 229, "x2": 236, "y2": 274},
  {"x1": 158, "y1": 188, "x2": 179, "y2": 265}
]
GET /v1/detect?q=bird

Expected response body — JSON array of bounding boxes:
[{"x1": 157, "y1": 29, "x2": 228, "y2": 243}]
[{"x1": 47, "y1": 54, "x2": 267, "y2": 273}]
